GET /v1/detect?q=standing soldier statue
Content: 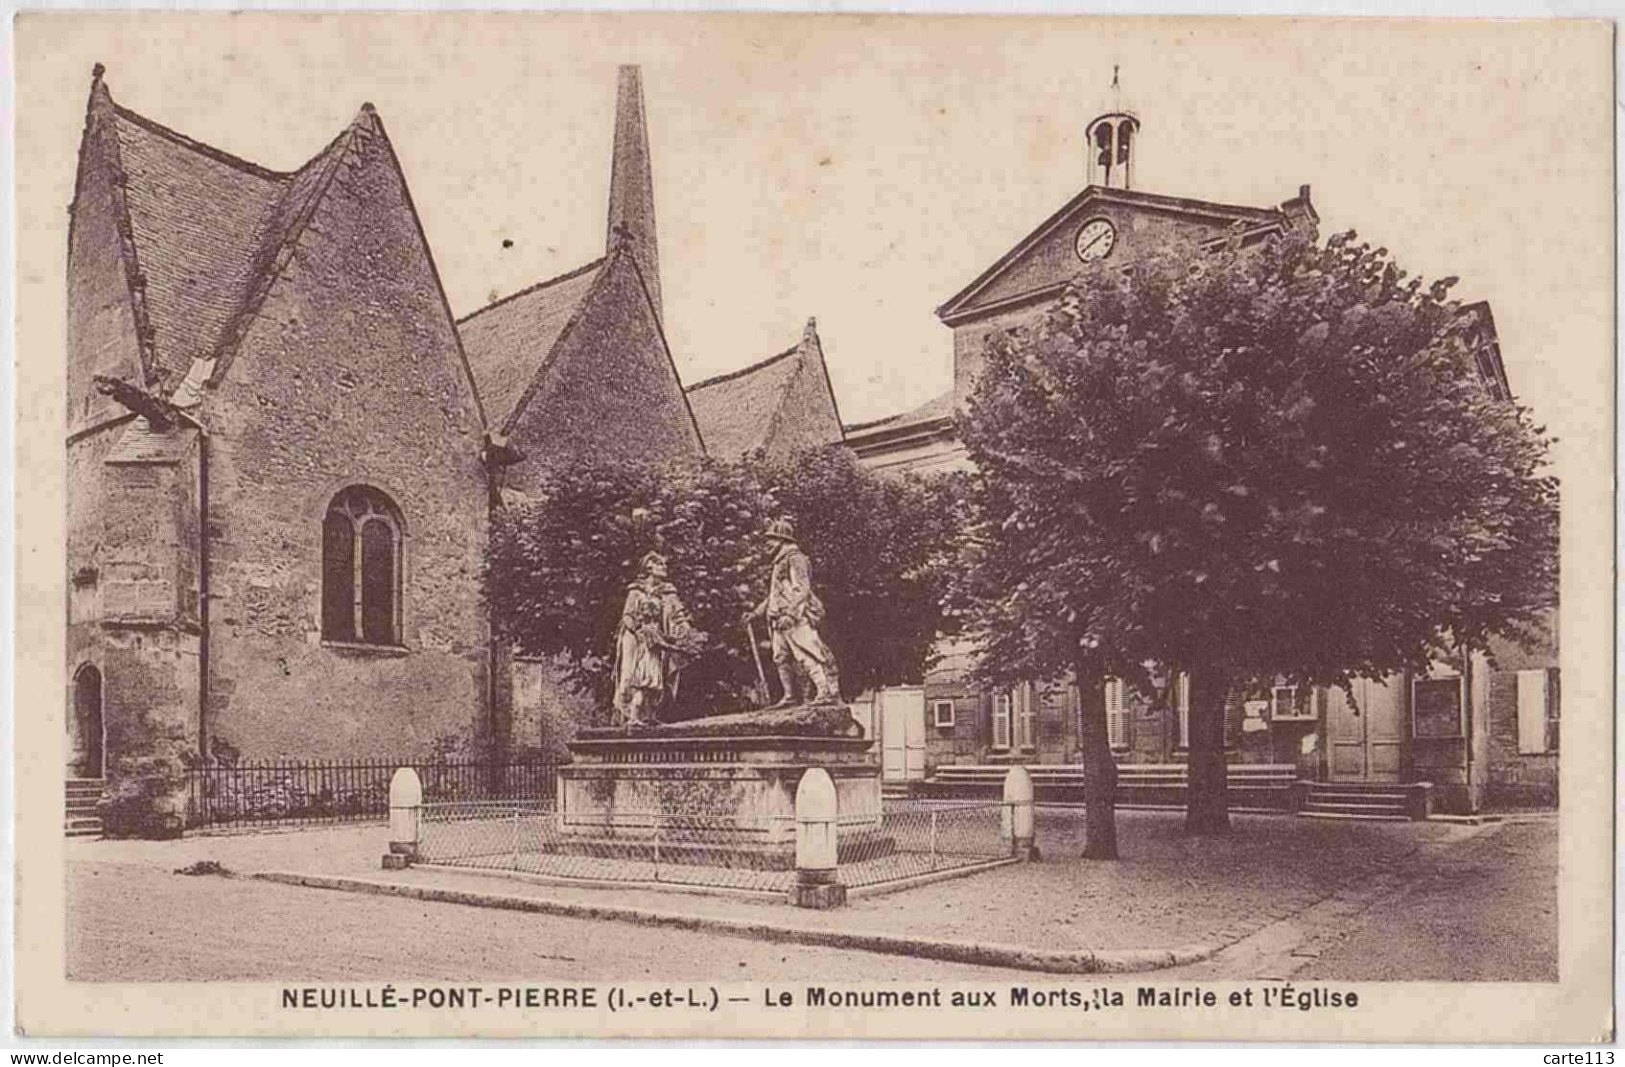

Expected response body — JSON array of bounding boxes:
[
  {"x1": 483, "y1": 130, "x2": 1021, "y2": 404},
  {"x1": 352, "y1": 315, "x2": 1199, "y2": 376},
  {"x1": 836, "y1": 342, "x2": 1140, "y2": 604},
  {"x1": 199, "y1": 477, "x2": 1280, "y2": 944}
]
[
  {"x1": 613, "y1": 551, "x2": 701, "y2": 727},
  {"x1": 744, "y1": 518, "x2": 840, "y2": 707}
]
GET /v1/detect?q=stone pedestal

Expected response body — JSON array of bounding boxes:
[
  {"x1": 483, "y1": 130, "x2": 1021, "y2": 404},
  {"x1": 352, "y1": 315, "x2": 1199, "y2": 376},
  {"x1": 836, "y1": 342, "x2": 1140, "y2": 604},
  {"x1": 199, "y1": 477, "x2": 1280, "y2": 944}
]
[
  {"x1": 558, "y1": 706, "x2": 881, "y2": 869},
  {"x1": 561, "y1": 736, "x2": 880, "y2": 836}
]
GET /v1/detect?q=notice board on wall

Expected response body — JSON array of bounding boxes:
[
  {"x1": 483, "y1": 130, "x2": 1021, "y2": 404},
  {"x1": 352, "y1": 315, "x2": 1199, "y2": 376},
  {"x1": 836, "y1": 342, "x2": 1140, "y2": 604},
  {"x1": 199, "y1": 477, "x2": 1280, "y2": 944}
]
[{"x1": 1412, "y1": 676, "x2": 1465, "y2": 738}]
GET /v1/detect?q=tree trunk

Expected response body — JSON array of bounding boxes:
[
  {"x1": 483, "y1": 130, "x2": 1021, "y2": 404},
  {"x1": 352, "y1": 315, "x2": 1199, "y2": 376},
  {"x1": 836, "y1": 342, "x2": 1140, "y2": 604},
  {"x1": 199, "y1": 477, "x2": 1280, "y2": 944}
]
[
  {"x1": 1072, "y1": 657, "x2": 1118, "y2": 859},
  {"x1": 1184, "y1": 666, "x2": 1232, "y2": 836}
]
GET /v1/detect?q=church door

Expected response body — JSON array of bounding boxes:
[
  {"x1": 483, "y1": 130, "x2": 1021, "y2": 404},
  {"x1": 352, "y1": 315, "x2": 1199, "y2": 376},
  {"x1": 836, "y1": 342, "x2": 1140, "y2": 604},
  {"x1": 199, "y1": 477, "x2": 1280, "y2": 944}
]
[
  {"x1": 72, "y1": 664, "x2": 104, "y2": 779},
  {"x1": 1327, "y1": 676, "x2": 1403, "y2": 782}
]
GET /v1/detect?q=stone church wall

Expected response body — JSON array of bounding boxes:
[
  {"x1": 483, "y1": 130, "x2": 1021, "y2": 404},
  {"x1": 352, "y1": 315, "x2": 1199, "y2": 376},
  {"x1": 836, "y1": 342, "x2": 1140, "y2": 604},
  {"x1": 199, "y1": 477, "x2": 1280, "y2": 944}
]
[{"x1": 199, "y1": 118, "x2": 491, "y2": 762}]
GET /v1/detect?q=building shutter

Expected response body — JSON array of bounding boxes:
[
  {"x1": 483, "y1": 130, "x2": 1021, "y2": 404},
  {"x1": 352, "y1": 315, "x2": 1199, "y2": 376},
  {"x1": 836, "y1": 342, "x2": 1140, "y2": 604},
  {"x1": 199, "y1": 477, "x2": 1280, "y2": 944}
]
[
  {"x1": 1176, "y1": 673, "x2": 1191, "y2": 748},
  {"x1": 992, "y1": 692, "x2": 1012, "y2": 750},
  {"x1": 1516, "y1": 669, "x2": 1549, "y2": 754},
  {"x1": 1104, "y1": 678, "x2": 1127, "y2": 748}
]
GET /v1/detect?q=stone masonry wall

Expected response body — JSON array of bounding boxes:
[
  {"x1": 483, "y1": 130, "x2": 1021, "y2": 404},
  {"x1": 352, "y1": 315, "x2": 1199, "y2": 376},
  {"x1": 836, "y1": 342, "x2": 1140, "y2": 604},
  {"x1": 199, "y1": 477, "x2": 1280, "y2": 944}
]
[{"x1": 200, "y1": 113, "x2": 491, "y2": 761}]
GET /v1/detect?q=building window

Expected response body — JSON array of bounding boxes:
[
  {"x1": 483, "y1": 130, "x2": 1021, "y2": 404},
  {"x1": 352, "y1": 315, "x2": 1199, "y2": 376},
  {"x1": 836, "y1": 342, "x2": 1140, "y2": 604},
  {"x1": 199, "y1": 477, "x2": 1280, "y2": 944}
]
[
  {"x1": 932, "y1": 699, "x2": 956, "y2": 729},
  {"x1": 1015, "y1": 685, "x2": 1038, "y2": 750},
  {"x1": 992, "y1": 693, "x2": 1012, "y2": 751},
  {"x1": 322, "y1": 486, "x2": 403, "y2": 646},
  {"x1": 1105, "y1": 677, "x2": 1128, "y2": 749},
  {"x1": 1271, "y1": 684, "x2": 1316, "y2": 721}
]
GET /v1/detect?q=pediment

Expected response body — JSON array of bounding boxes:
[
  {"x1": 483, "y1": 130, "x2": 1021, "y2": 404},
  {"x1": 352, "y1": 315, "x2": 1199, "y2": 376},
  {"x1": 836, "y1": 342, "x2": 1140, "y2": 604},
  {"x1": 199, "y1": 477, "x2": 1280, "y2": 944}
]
[{"x1": 937, "y1": 186, "x2": 1289, "y2": 323}]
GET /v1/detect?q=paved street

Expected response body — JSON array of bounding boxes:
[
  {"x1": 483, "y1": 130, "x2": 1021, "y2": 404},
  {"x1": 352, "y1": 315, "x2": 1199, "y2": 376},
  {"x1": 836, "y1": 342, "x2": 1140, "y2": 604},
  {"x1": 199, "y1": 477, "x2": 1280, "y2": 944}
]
[
  {"x1": 1162, "y1": 819, "x2": 1557, "y2": 982},
  {"x1": 67, "y1": 862, "x2": 1027, "y2": 982},
  {"x1": 65, "y1": 812, "x2": 1558, "y2": 982},
  {"x1": 1296, "y1": 820, "x2": 1557, "y2": 981}
]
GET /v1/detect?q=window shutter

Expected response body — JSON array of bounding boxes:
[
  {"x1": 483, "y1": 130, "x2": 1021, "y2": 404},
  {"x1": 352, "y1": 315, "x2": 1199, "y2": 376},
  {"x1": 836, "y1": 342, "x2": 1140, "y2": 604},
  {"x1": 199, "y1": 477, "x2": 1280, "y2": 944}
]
[
  {"x1": 992, "y1": 693, "x2": 1012, "y2": 750},
  {"x1": 1105, "y1": 678, "x2": 1127, "y2": 748},
  {"x1": 1516, "y1": 669, "x2": 1549, "y2": 754},
  {"x1": 1177, "y1": 673, "x2": 1191, "y2": 748}
]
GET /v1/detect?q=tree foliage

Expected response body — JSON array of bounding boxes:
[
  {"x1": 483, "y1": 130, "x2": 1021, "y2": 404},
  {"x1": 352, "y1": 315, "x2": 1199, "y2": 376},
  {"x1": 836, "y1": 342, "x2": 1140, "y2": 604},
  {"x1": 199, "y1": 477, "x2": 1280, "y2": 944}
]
[
  {"x1": 959, "y1": 228, "x2": 1558, "y2": 838},
  {"x1": 488, "y1": 447, "x2": 964, "y2": 719}
]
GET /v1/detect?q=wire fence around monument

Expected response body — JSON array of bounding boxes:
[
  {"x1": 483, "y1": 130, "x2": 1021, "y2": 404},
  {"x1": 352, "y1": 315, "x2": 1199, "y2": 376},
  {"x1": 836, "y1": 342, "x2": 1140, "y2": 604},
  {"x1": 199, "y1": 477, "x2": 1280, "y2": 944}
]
[
  {"x1": 415, "y1": 797, "x2": 1014, "y2": 895},
  {"x1": 417, "y1": 800, "x2": 799, "y2": 894},
  {"x1": 834, "y1": 801, "x2": 1012, "y2": 889}
]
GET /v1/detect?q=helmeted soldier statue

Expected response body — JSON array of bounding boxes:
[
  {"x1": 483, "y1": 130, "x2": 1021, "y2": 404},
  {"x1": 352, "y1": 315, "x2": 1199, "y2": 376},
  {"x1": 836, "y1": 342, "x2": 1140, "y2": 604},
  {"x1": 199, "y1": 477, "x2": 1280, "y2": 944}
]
[{"x1": 744, "y1": 518, "x2": 839, "y2": 706}]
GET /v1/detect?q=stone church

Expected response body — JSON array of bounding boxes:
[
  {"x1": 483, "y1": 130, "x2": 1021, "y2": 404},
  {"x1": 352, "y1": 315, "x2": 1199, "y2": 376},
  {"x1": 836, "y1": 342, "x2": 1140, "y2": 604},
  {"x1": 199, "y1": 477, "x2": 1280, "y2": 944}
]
[{"x1": 64, "y1": 63, "x2": 846, "y2": 812}]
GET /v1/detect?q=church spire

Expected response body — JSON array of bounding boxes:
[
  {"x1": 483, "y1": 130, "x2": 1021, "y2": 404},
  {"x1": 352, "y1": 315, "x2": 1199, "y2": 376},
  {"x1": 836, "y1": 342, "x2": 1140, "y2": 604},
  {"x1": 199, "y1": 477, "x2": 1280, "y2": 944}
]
[
  {"x1": 1086, "y1": 65, "x2": 1140, "y2": 191},
  {"x1": 606, "y1": 65, "x2": 661, "y2": 325}
]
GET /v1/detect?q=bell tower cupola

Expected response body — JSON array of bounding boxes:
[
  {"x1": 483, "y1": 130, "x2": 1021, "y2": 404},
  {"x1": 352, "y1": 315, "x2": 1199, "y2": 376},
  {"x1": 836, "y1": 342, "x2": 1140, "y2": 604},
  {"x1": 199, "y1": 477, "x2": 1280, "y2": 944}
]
[{"x1": 1086, "y1": 65, "x2": 1139, "y2": 191}]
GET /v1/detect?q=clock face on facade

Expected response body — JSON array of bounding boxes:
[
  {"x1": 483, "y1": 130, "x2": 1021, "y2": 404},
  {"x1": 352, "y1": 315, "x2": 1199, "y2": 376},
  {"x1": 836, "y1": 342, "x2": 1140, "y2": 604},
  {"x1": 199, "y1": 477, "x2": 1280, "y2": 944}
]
[{"x1": 1075, "y1": 217, "x2": 1117, "y2": 262}]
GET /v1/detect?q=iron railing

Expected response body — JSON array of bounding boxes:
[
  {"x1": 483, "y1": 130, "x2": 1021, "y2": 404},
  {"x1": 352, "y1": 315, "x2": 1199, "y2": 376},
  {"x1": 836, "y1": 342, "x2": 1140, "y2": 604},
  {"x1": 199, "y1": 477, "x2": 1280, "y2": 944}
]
[{"x1": 183, "y1": 757, "x2": 560, "y2": 832}]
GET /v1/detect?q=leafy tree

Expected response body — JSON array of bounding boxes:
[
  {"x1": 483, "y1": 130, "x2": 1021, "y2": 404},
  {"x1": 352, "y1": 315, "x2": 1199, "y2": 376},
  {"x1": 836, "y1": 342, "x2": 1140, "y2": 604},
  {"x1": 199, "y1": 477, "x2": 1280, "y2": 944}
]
[
  {"x1": 488, "y1": 447, "x2": 964, "y2": 720},
  {"x1": 959, "y1": 229, "x2": 1557, "y2": 847}
]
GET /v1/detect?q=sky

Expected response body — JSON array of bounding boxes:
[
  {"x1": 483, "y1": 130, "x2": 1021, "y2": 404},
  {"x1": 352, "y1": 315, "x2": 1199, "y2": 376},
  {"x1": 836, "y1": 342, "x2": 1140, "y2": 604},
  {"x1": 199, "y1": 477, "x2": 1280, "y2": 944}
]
[{"x1": 16, "y1": 15, "x2": 1611, "y2": 467}]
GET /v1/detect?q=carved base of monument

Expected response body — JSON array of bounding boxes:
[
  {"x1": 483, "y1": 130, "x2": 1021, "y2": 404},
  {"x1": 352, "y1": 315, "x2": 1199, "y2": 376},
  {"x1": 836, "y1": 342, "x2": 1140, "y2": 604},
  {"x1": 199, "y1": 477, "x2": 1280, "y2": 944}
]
[{"x1": 560, "y1": 704, "x2": 883, "y2": 870}]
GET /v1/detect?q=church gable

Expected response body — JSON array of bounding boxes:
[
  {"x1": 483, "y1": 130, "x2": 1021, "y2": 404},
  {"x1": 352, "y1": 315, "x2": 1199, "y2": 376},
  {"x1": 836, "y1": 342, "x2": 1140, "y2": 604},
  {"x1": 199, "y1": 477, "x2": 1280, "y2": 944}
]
[
  {"x1": 503, "y1": 246, "x2": 703, "y2": 473},
  {"x1": 66, "y1": 70, "x2": 151, "y2": 435},
  {"x1": 938, "y1": 187, "x2": 1294, "y2": 323},
  {"x1": 759, "y1": 320, "x2": 846, "y2": 459},
  {"x1": 458, "y1": 258, "x2": 605, "y2": 433},
  {"x1": 193, "y1": 102, "x2": 491, "y2": 757},
  {"x1": 685, "y1": 320, "x2": 844, "y2": 462}
]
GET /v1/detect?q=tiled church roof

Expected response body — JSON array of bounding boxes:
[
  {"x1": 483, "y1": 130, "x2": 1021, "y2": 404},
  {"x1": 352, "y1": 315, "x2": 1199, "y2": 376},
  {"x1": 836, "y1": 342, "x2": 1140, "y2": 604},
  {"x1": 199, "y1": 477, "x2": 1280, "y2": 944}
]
[
  {"x1": 685, "y1": 346, "x2": 804, "y2": 459},
  {"x1": 108, "y1": 104, "x2": 288, "y2": 387},
  {"x1": 84, "y1": 74, "x2": 373, "y2": 392},
  {"x1": 457, "y1": 259, "x2": 606, "y2": 430},
  {"x1": 684, "y1": 319, "x2": 846, "y2": 462}
]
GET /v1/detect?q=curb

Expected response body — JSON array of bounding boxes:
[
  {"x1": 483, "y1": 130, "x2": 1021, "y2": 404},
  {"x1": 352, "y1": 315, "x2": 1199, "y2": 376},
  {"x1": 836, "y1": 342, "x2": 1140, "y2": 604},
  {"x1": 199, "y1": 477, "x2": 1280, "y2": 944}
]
[{"x1": 251, "y1": 869, "x2": 1220, "y2": 975}]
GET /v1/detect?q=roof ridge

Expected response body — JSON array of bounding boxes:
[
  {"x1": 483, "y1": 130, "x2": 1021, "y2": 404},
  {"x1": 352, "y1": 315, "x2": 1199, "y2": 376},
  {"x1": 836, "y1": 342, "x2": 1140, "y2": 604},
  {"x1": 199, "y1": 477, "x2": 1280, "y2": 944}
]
[
  {"x1": 686, "y1": 344, "x2": 801, "y2": 393},
  {"x1": 456, "y1": 257, "x2": 608, "y2": 325},
  {"x1": 110, "y1": 102, "x2": 293, "y2": 184}
]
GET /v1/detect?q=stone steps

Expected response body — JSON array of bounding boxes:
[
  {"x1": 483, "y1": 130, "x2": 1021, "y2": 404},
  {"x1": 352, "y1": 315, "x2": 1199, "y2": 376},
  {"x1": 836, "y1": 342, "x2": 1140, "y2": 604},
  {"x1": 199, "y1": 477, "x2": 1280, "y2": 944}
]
[
  {"x1": 1303, "y1": 781, "x2": 1411, "y2": 819},
  {"x1": 65, "y1": 778, "x2": 103, "y2": 838}
]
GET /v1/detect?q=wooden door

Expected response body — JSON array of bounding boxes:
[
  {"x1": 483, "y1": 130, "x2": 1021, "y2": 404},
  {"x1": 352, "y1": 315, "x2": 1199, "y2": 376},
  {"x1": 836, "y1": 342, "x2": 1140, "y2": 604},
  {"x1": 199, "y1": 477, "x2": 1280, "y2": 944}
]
[
  {"x1": 879, "y1": 687, "x2": 926, "y2": 781},
  {"x1": 1328, "y1": 676, "x2": 1403, "y2": 782}
]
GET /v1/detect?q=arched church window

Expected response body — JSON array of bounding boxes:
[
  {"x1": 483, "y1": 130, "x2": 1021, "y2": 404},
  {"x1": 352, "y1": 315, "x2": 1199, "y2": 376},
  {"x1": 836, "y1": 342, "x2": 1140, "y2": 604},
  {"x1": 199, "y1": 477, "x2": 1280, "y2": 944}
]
[{"x1": 322, "y1": 486, "x2": 403, "y2": 646}]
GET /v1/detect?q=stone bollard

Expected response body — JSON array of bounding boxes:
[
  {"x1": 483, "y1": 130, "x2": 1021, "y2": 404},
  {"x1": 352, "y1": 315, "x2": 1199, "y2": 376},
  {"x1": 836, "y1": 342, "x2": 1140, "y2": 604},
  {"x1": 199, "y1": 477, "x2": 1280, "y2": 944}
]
[
  {"x1": 788, "y1": 767, "x2": 847, "y2": 909},
  {"x1": 1001, "y1": 765, "x2": 1036, "y2": 861},
  {"x1": 382, "y1": 767, "x2": 422, "y2": 870}
]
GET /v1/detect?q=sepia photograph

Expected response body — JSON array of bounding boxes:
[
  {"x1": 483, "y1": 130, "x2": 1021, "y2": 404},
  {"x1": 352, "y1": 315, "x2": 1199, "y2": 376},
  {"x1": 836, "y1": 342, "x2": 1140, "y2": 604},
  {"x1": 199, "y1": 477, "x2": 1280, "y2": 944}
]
[{"x1": 11, "y1": 12, "x2": 1614, "y2": 1043}]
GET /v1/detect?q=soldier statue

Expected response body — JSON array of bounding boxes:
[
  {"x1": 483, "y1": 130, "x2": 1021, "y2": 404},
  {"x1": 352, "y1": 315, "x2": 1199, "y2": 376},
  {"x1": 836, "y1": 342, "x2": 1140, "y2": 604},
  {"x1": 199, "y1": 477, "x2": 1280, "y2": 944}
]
[
  {"x1": 743, "y1": 518, "x2": 840, "y2": 706},
  {"x1": 612, "y1": 551, "x2": 700, "y2": 727}
]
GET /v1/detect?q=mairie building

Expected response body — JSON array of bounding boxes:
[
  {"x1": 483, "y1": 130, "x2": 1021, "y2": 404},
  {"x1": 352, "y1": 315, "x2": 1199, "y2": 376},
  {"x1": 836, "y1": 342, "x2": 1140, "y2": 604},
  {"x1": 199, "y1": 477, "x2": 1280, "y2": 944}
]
[{"x1": 844, "y1": 88, "x2": 1558, "y2": 815}]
